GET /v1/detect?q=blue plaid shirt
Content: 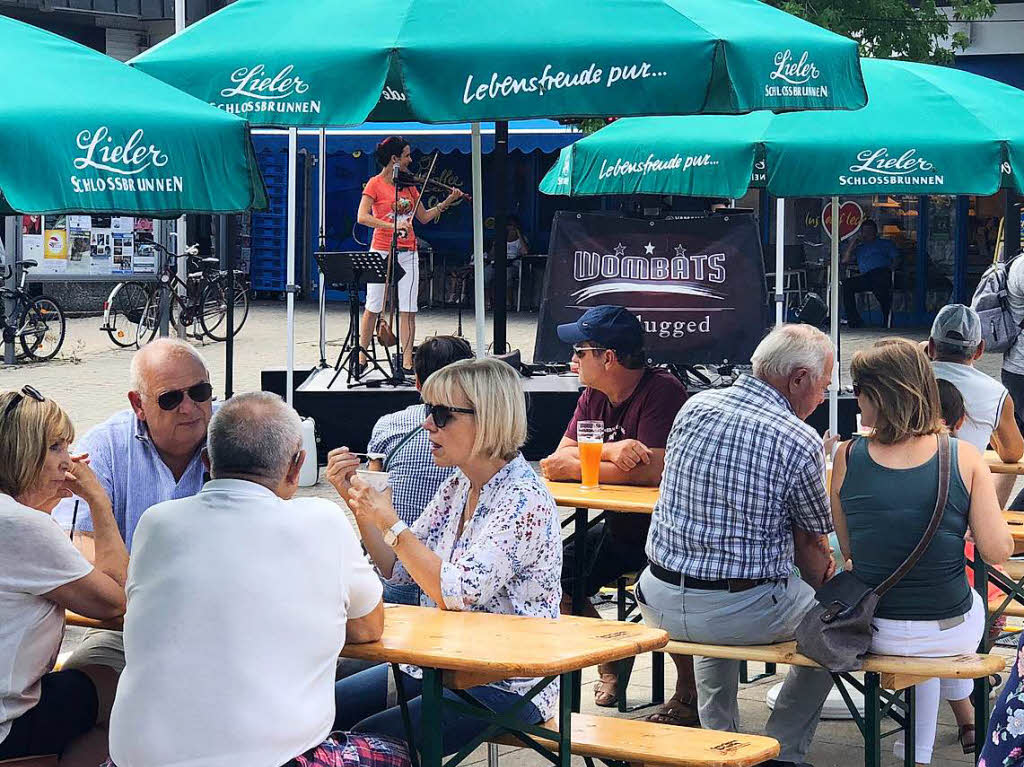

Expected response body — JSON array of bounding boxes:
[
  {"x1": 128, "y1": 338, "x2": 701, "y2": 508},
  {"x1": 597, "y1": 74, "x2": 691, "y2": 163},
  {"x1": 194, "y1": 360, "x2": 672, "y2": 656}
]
[
  {"x1": 646, "y1": 375, "x2": 831, "y2": 581},
  {"x1": 369, "y1": 404, "x2": 455, "y2": 526}
]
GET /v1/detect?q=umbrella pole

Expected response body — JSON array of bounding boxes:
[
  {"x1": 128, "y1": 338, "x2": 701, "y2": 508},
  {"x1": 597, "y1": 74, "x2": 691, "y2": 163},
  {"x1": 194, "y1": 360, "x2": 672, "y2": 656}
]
[
  {"x1": 221, "y1": 214, "x2": 234, "y2": 400},
  {"x1": 830, "y1": 196, "x2": 840, "y2": 437},
  {"x1": 493, "y1": 120, "x2": 508, "y2": 354},
  {"x1": 286, "y1": 126, "x2": 298, "y2": 405},
  {"x1": 173, "y1": 0, "x2": 187, "y2": 342},
  {"x1": 3, "y1": 216, "x2": 16, "y2": 365},
  {"x1": 317, "y1": 127, "x2": 328, "y2": 369},
  {"x1": 774, "y1": 197, "x2": 785, "y2": 326},
  {"x1": 471, "y1": 123, "x2": 486, "y2": 357}
]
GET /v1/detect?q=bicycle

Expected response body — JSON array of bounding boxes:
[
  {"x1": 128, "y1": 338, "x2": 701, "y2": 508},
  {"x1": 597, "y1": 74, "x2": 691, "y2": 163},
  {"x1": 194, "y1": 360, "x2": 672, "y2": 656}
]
[
  {"x1": 102, "y1": 242, "x2": 249, "y2": 348},
  {"x1": 0, "y1": 259, "x2": 66, "y2": 362}
]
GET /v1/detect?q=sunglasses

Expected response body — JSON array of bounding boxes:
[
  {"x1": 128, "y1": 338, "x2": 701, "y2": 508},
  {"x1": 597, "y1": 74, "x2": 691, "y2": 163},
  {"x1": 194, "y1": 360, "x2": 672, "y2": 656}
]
[
  {"x1": 2, "y1": 385, "x2": 45, "y2": 421},
  {"x1": 424, "y1": 402, "x2": 475, "y2": 428},
  {"x1": 572, "y1": 345, "x2": 604, "y2": 357},
  {"x1": 155, "y1": 381, "x2": 213, "y2": 411}
]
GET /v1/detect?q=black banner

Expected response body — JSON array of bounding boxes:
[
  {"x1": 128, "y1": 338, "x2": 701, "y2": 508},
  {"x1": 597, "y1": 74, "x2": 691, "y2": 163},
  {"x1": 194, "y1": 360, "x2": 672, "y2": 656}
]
[{"x1": 535, "y1": 211, "x2": 769, "y2": 366}]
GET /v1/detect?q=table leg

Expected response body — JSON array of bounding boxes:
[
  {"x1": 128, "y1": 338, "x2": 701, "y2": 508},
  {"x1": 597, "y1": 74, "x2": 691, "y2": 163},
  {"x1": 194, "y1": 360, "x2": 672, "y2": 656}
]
[
  {"x1": 420, "y1": 667, "x2": 444, "y2": 767},
  {"x1": 571, "y1": 507, "x2": 588, "y2": 712},
  {"x1": 864, "y1": 673, "x2": 882, "y2": 767},
  {"x1": 517, "y1": 260, "x2": 523, "y2": 312},
  {"x1": 558, "y1": 672, "x2": 573, "y2": 767},
  {"x1": 652, "y1": 651, "x2": 665, "y2": 705},
  {"x1": 902, "y1": 686, "x2": 915, "y2": 767},
  {"x1": 393, "y1": 664, "x2": 420, "y2": 767}
]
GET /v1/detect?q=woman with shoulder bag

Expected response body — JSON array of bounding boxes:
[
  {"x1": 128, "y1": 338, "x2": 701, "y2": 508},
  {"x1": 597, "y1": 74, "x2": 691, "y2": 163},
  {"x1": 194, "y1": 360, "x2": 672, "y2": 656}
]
[{"x1": 830, "y1": 340, "x2": 1013, "y2": 765}]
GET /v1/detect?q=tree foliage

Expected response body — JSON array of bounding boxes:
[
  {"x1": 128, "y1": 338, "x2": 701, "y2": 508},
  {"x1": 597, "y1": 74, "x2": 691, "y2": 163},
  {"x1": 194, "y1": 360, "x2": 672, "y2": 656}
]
[{"x1": 765, "y1": 0, "x2": 995, "y2": 64}]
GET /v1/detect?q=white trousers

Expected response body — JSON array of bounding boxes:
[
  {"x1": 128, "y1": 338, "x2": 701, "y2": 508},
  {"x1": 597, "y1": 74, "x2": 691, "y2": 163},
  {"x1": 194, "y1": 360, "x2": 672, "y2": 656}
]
[
  {"x1": 869, "y1": 590, "x2": 984, "y2": 764},
  {"x1": 365, "y1": 250, "x2": 419, "y2": 313}
]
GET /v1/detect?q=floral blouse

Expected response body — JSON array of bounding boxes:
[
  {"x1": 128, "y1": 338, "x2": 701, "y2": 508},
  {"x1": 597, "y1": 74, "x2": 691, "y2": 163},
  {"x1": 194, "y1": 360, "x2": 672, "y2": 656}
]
[
  {"x1": 982, "y1": 631, "x2": 1024, "y2": 767},
  {"x1": 385, "y1": 453, "x2": 562, "y2": 718}
]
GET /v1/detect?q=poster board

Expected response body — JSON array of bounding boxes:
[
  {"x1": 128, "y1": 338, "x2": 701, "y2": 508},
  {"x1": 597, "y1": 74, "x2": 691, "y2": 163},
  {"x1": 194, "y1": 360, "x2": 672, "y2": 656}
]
[
  {"x1": 21, "y1": 214, "x2": 160, "y2": 281},
  {"x1": 534, "y1": 211, "x2": 769, "y2": 366}
]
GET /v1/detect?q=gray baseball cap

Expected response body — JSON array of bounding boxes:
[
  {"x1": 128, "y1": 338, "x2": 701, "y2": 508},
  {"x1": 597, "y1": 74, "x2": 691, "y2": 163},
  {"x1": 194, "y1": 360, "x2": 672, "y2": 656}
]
[{"x1": 930, "y1": 304, "x2": 982, "y2": 348}]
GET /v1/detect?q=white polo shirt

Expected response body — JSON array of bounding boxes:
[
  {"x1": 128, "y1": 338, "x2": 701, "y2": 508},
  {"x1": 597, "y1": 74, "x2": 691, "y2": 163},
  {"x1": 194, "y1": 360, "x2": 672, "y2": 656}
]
[{"x1": 108, "y1": 479, "x2": 382, "y2": 767}]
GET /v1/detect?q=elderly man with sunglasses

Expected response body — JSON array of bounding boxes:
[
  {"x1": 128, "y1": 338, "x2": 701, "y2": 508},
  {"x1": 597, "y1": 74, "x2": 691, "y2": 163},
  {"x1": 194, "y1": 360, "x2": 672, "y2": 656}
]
[
  {"x1": 55, "y1": 338, "x2": 214, "y2": 673},
  {"x1": 538, "y1": 305, "x2": 692, "y2": 722}
]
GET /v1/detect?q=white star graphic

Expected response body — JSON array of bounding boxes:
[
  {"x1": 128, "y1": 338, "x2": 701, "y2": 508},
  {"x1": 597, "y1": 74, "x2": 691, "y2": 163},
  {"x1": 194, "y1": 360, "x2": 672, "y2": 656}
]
[
  {"x1": 613, "y1": 242, "x2": 626, "y2": 256},
  {"x1": 674, "y1": 244, "x2": 686, "y2": 258},
  {"x1": 644, "y1": 242, "x2": 655, "y2": 255}
]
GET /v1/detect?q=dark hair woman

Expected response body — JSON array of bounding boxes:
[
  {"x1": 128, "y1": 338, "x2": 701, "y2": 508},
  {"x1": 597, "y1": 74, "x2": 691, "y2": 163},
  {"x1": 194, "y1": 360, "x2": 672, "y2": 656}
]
[{"x1": 356, "y1": 137, "x2": 464, "y2": 375}]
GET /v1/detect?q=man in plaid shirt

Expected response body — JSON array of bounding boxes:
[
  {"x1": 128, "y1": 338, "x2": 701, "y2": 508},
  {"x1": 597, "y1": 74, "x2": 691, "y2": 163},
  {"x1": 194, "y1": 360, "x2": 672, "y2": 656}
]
[{"x1": 638, "y1": 324, "x2": 835, "y2": 767}]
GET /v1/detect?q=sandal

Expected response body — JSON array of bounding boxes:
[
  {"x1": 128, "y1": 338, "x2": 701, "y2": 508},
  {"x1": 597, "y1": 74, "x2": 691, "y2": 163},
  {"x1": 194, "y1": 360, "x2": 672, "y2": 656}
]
[
  {"x1": 959, "y1": 724, "x2": 976, "y2": 754},
  {"x1": 593, "y1": 672, "x2": 619, "y2": 708},
  {"x1": 645, "y1": 694, "x2": 700, "y2": 727}
]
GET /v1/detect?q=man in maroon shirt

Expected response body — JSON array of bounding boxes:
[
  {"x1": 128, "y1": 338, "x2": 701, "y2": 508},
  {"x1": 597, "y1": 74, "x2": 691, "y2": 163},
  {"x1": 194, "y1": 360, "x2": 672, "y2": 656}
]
[{"x1": 540, "y1": 306, "x2": 696, "y2": 724}]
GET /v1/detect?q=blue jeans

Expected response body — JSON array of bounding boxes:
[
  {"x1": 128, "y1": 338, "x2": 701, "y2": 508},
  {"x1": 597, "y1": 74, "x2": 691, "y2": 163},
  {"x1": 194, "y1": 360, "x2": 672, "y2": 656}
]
[
  {"x1": 383, "y1": 581, "x2": 421, "y2": 606},
  {"x1": 334, "y1": 663, "x2": 542, "y2": 756}
]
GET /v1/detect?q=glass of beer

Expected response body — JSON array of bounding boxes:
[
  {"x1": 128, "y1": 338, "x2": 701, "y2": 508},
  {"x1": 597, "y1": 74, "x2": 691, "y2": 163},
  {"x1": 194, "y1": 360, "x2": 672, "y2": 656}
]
[{"x1": 577, "y1": 420, "x2": 604, "y2": 490}]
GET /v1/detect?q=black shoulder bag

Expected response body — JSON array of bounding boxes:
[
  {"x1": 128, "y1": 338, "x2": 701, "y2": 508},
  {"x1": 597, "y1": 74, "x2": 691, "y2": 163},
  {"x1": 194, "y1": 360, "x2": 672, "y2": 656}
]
[{"x1": 795, "y1": 433, "x2": 951, "y2": 672}]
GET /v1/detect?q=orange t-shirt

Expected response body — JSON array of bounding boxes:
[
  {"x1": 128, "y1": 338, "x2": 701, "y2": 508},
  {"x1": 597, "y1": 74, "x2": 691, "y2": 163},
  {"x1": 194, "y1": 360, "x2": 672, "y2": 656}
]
[{"x1": 363, "y1": 174, "x2": 420, "y2": 252}]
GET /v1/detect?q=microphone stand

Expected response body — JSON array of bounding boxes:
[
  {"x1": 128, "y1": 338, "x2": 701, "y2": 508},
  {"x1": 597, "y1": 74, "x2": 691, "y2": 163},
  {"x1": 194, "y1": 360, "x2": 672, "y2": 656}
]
[{"x1": 384, "y1": 162, "x2": 403, "y2": 384}]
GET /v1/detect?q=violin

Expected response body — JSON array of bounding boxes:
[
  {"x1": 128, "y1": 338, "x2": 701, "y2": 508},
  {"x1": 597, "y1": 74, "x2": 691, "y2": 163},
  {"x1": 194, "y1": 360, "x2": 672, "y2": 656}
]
[{"x1": 395, "y1": 170, "x2": 471, "y2": 202}]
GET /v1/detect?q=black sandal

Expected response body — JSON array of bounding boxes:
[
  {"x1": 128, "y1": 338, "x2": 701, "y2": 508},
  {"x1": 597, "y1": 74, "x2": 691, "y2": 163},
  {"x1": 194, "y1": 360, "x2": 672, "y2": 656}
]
[{"x1": 959, "y1": 724, "x2": 975, "y2": 754}]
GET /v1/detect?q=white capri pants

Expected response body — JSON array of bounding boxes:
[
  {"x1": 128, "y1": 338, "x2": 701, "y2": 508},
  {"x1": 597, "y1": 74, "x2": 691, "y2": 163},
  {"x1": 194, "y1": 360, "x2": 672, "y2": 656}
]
[
  {"x1": 869, "y1": 589, "x2": 984, "y2": 764},
  {"x1": 365, "y1": 250, "x2": 419, "y2": 314}
]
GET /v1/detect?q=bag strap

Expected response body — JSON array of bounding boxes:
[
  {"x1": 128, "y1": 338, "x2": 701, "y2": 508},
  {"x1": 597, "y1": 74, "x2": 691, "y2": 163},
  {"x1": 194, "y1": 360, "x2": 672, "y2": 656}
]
[{"x1": 874, "y1": 433, "x2": 951, "y2": 597}]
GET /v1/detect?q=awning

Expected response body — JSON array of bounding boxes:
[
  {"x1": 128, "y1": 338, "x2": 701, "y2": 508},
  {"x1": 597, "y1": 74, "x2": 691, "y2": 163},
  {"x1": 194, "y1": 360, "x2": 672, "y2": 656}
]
[{"x1": 251, "y1": 120, "x2": 580, "y2": 154}]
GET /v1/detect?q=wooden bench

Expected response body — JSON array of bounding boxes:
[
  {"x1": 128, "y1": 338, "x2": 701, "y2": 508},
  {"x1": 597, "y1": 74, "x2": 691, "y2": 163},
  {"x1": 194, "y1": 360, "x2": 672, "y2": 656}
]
[
  {"x1": 661, "y1": 640, "x2": 1005, "y2": 767},
  {"x1": 488, "y1": 712, "x2": 780, "y2": 767}
]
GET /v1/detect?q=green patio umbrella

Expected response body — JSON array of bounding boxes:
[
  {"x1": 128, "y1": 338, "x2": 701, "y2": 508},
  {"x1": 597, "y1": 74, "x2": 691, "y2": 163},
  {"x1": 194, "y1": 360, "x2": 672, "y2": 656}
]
[
  {"x1": 0, "y1": 16, "x2": 266, "y2": 215},
  {"x1": 540, "y1": 58, "x2": 1024, "y2": 198},
  {"x1": 130, "y1": 0, "x2": 867, "y2": 404},
  {"x1": 539, "y1": 57, "x2": 1024, "y2": 437},
  {"x1": 131, "y1": 0, "x2": 867, "y2": 123}
]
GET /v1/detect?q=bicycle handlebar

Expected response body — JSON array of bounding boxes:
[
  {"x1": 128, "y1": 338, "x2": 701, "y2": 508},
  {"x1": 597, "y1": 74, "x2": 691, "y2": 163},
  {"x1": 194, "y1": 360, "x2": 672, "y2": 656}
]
[{"x1": 144, "y1": 241, "x2": 200, "y2": 259}]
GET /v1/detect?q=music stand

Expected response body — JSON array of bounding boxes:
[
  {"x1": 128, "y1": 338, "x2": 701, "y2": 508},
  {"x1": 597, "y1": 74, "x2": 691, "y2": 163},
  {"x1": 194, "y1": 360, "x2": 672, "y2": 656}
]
[{"x1": 315, "y1": 251, "x2": 404, "y2": 388}]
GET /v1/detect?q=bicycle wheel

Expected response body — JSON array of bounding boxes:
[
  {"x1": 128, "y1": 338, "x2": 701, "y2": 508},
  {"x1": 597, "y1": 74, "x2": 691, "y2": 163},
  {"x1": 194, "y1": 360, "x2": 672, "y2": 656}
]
[
  {"x1": 104, "y1": 282, "x2": 152, "y2": 348},
  {"x1": 19, "y1": 295, "x2": 66, "y2": 361},
  {"x1": 135, "y1": 290, "x2": 161, "y2": 347},
  {"x1": 199, "y1": 278, "x2": 249, "y2": 341}
]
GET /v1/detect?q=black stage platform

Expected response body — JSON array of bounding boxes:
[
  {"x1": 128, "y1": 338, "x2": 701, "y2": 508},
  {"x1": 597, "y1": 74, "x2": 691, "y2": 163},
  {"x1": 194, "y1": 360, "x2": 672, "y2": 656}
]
[{"x1": 262, "y1": 367, "x2": 860, "y2": 465}]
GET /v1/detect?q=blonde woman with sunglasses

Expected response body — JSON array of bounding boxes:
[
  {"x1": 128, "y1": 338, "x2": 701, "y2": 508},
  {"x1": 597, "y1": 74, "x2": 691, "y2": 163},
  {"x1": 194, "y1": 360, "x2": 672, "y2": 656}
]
[{"x1": 329, "y1": 358, "x2": 561, "y2": 756}]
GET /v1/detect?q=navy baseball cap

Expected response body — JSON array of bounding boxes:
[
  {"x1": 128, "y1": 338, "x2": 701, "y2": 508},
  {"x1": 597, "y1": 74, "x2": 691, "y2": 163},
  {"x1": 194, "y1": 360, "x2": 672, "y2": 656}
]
[{"x1": 557, "y1": 305, "x2": 644, "y2": 354}]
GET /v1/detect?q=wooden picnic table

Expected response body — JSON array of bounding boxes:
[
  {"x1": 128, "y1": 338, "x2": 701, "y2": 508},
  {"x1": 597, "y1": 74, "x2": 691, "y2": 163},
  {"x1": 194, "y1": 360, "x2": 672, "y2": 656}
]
[
  {"x1": 985, "y1": 450, "x2": 1024, "y2": 475},
  {"x1": 545, "y1": 479, "x2": 656, "y2": 614},
  {"x1": 545, "y1": 480, "x2": 662, "y2": 710},
  {"x1": 343, "y1": 604, "x2": 669, "y2": 767},
  {"x1": 544, "y1": 481, "x2": 658, "y2": 514},
  {"x1": 66, "y1": 611, "x2": 121, "y2": 630},
  {"x1": 68, "y1": 604, "x2": 668, "y2": 767}
]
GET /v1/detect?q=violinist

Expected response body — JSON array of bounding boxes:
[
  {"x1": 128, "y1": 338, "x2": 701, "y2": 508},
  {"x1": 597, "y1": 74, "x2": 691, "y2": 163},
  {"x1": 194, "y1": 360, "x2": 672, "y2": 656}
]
[{"x1": 357, "y1": 137, "x2": 464, "y2": 375}]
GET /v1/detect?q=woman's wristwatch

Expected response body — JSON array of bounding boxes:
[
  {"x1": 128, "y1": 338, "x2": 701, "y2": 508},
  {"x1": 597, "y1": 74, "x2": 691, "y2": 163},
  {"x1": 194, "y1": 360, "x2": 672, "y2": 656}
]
[{"x1": 383, "y1": 520, "x2": 409, "y2": 547}]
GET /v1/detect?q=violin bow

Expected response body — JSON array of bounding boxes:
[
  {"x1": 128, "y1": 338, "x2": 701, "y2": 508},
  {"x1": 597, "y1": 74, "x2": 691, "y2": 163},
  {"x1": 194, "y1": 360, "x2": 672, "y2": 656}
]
[{"x1": 409, "y1": 151, "x2": 439, "y2": 221}]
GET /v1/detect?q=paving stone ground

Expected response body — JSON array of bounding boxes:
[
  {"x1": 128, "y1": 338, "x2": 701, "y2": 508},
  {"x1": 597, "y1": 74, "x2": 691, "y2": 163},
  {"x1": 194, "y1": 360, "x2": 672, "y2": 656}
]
[{"x1": 6, "y1": 301, "x2": 1016, "y2": 767}]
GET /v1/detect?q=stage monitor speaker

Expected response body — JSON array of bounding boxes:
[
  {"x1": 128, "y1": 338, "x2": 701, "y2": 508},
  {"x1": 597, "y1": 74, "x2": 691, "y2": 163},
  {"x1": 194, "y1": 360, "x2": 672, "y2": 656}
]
[
  {"x1": 490, "y1": 349, "x2": 522, "y2": 375},
  {"x1": 796, "y1": 292, "x2": 828, "y2": 327}
]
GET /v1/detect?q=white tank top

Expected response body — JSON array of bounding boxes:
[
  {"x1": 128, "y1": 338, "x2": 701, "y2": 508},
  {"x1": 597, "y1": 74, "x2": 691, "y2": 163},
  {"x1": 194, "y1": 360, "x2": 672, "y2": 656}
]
[{"x1": 932, "y1": 360, "x2": 1008, "y2": 452}]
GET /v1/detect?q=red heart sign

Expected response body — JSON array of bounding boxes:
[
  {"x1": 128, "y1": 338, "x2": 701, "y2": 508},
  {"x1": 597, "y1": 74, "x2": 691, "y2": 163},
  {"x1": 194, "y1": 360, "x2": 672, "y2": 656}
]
[{"x1": 821, "y1": 200, "x2": 864, "y2": 241}]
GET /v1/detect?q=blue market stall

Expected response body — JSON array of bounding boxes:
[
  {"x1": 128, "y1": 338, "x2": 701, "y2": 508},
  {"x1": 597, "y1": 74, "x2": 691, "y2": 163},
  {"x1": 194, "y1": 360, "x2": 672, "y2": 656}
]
[{"x1": 247, "y1": 121, "x2": 581, "y2": 301}]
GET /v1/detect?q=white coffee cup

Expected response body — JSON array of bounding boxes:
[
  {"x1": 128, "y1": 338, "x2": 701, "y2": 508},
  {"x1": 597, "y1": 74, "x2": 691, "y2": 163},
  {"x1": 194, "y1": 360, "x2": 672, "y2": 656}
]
[{"x1": 356, "y1": 469, "x2": 390, "y2": 492}]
